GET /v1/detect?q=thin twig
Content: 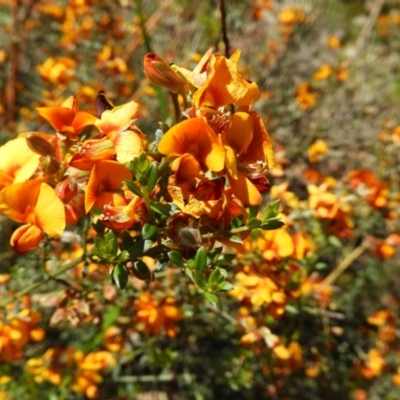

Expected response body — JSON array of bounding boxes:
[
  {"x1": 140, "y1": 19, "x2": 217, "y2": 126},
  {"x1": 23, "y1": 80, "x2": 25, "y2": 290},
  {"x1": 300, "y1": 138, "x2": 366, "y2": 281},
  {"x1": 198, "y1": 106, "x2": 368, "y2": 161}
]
[
  {"x1": 0, "y1": 256, "x2": 84, "y2": 308},
  {"x1": 219, "y1": 0, "x2": 230, "y2": 57},
  {"x1": 353, "y1": 0, "x2": 385, "y2": 58},
  {"x1": 322, "y1": 242, "x2": 369, "y2": 287}
]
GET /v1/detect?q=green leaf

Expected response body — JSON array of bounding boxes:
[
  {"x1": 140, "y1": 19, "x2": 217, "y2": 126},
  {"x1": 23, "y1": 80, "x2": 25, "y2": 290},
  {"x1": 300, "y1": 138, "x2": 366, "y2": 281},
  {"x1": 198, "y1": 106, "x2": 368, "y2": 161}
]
[
  {"x1": 142, "y1": 223, "x2": 157, "y2": 240},
  {"x1": 228, "y1": 235, "x2": 243, "y2": 244},
  {"x1": 248, "y1": 205, "x2": 259, "y2": 219},
  {"x1": 132, "y1": 259, "x2": 154, "y2": 281},
  {"x1": 259, "y1": 220, "x2": 285, "y2": 230},
  {"x1": 315, "y1": 262, "x2": 328, "y2": 270},
  {"x1": 124, "y1": 180, "x2": 143, "y2": 198},
  {"x1": 328, "y1": 235, "x2": 343, "y2": 248},
  {"x1": 218, "y1": 281, "x2": 234, "y2": 291},
  {"x1": 285, "y1": 304, "x2": 299, "y2": 315},
  {"x1": 116, "y1": 250, "x2": 130, "y2": 262},
  {"x1": 128, "y1": 240, "x2": 154, "y2": 258},
  {"x1": 246, "y1": 218, "x2": 262, "y2": 229},
  {"x1": 132, "y1": 153, "x2": 150, "y2": 176},
  {"x1": 91, "y1": 237, "x2": 105, "y2": 258},
  {"x1": 112, "y1": 263, "x2": 129, "y2": 289},
  {"x1": 230, "y1": 216, "x2": 244, "y2": 229},
  {"x1": 155, "y1": 255, "x2": 169, "y2": 271},
  {"x1": 147, "y1": 163, "x2": 158, "y2": 192},
  {"x1": 193, "y1": 247, "x2": 207, "y2": 272},
  {"x1": 169, "y1": 250, "x2": 184, "y2": 268},
  {"x1": 208, "y1": 247, "x2": 223, "y2": 261},
  {"x1": 208, "y1": 268, "x2": 225, "y2": 286},
  {"x1": 194, "y1": 270, "x2": 207, "y2": 289},
  {"x1": 204, "y1": 292, "x2": 219, "y2": 305},
  {"x1": 105, "y1": 231, "x2": 118, "y2": 256},
  {"x1": 262, "y1": 200, "x2": 281, "y2": 221},
  {"x1": 150, "y1": 202, "x2": 176, "y2": 216}
]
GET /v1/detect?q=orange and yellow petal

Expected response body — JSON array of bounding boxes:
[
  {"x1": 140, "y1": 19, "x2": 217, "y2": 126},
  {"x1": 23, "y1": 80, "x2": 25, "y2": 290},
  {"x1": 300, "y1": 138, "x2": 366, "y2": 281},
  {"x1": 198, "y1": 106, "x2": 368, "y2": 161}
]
[
  {"x1": 223, "y1": 112, "x2": 254, "y2": 153},
  {"x1": 158, "y1": 118, "x2": 224, "y2": 172},
  {"x1": 0, "y1": 179, "x2": 41, "y2": 222},
  {"x1": 0, "y1": 137, "x2": 41, "y2": 190},
  {"x1": 193, "y1": 52, "x2": 260, "y2": 108},
  {"x1": 228, "y1": 171, "x2": 261, "y2": 206},
  {"x1": 34, "y1": 183, "x2": 66, "y2": 237},
  {"x1": 95, "y1": 101, "x2": 140, "y2": 134},
  {"x1": 85, "y1": 160, "x2": 132, "y2": 212},
  {"x1": 36, "y1": 107, "x2": 75, "y2": 132},
  {"x1": 112, "y1": 129, "x2": 146, "y2": 164}
]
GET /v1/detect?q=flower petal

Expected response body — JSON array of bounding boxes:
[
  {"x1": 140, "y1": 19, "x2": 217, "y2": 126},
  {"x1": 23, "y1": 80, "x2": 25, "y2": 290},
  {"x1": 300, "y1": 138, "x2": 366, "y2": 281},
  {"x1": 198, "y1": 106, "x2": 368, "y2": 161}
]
[
  {"x1": 0, "y1": 180, "x2": 41, "y2": 222},
  {"x1": 228, "y1": 171, "x2": 261, "y2": 206},
  {"x1": 113, "y1": 129, "x2": 146, "y2": 164},
  {"x1": 95, "y1": 101, "x2": 140, "y2": 134},
  {"x1": 158, "y1": 118, "x2": 224, "y2": 172},
  {"x1": 85, "y1": 160, "x2": 132, "y2": 212},
  {"x1": 0, "y1": 137, "x2": 41, "y2": 190},
  {"x1": 34, "y1": 183, "x2": 66, "y2": 237},
  {"x1": 36, "y1": 107, "x2": 75, "y2": 132}
]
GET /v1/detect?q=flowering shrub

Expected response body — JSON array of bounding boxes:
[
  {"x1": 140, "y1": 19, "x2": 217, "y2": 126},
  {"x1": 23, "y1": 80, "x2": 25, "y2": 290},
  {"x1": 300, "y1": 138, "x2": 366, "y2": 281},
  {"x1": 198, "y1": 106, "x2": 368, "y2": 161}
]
[{"x1": 1, "y1": 1, "x2": 400, "y2": 399}]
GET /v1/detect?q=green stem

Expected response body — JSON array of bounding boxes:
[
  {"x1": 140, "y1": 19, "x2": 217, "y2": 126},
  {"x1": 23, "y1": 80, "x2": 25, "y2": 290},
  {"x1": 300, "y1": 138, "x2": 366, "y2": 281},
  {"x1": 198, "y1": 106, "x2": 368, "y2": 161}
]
[
  {"x1": 201, "y1": 225, "x2": 250, "y2": 240},
  {"x1": 135, "y1": 0, "x2": 168, "y2": 121},
  {"x1": 142, "y1": 186, "x2": 155, "y2": 223}
]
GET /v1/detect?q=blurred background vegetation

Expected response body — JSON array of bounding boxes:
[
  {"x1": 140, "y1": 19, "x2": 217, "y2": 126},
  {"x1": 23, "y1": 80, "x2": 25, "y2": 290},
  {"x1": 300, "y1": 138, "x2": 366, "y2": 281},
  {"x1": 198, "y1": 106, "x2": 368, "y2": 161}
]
[{"x1": 1, "y1": 0, "x2": 400, "y2": 399}]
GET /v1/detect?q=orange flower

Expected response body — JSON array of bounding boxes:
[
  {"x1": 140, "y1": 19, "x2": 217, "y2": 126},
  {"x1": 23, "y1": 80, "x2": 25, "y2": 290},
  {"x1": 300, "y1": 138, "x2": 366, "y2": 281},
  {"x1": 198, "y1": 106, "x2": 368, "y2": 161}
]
[
  {"x1": 0, "y1": 137, "x2": 40, "y2": 190},
  {"x1": 192, "y1": 51, "x2": 260, "y2": 108},
  {"x1": 36, "y1": 56, "x2": 76, "y2": 85},
  {"x1": 245, "y1": 227, "x2": 294, "y2": 262},
  {"x1": 95, "y1": 100, "x2": 147, "y2": 163},
  {"x1": 37, "y1": 95, "x2": 96, "y2": 140},
  {"x1": 230, "y1": 271, "x2": 286, "y2": 308},
  {"x1": 85, "y1": 160, "x2": 132, "y2": 212},
  {"x1": 158, "y1": 117, "x2": 225, "y2": 173},
  {"x1": 167, "y1": 175, "x2": 226, "y2": 219},
  {"x1": 313, "y1": 64, "x2": 333, "y2": 80},
  {"x1": 222, "y1": 112, "x2": 273, "y2": 205},
  {"x1": 0, "y1": 180, "x2": 65, "y2": 254},
  {"x1": 278, "y1": 7, "x2": 306, "y2": 25},
  {"x1": 347, "y1": 169, "x2": 389, "y2": 208},
  {"x1": 135, "y1": 293, "x2": 182, "y2": 337},
  {"x1": 295, "y1": 83, "x2": 317, "y2": 110},
  {"x1": 308, "y1": 139, "x2": 328, "y2": 163}
]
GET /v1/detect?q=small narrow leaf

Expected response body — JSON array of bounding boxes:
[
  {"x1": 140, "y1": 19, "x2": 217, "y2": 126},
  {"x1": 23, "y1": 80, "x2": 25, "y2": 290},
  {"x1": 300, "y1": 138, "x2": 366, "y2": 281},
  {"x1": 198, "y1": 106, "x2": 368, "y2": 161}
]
[
  {"x1": 260, "y1": 220, "x2": 285, "y2": 230},
  {"x1": 105, "y1": 231, "x2": 118, "y2": 256},
  {"x1": 204, "y1": 292, "x2": 219, "y2": 305},
  {"x1": 124, "y1": 180, "x2": 143, "y2": 198},
  {"x1": 132, "y1": 259, "x2": 154, "y2": 281},
  {"x1": 169, "y1": 250, "x2": 184, "y2": 268},
  {"x1": 262, "y1": 200, "x2": 281, "y2": 221},
  {"x1": 128, "y1": 240, "x2": 154, "y2": 258},
  {"x1": 112, "y1": 263, "x2": 129, "y2": 289},
  {"x1": 248, "y1": 206, "x2": 259, "y2": 220},
  {"x1": 193, "y1": 247, "x2": 207, "y2": 272},
  {"x1": 150, "y1": 202, "x2": 176, "y2": 216},
  {"x1": 142, "y1": 223, "x2": 157, "y2": 240},
  {"x1": 147, "y1": 163, "x2": 158, "y2": 192},
  {"x1": 246, "y1": 218, "x2": 262, "y2": 229}
]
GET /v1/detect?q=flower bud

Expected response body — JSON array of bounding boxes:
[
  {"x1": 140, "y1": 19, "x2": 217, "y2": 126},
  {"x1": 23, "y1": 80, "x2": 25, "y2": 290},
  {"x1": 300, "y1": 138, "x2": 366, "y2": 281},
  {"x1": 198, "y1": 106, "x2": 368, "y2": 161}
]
[
  {"x1": 56, "y1": 177, "x2": 78, "y2": 204},
  {"x1": 26, "y1": 133, "x2": 56, "y2": 157},
  {"x1": 40, "y1": 156, "x2": 60, "y2": 175},
  {"x1": 144, "y1": 53, "x2": 186, "y2": 94}
]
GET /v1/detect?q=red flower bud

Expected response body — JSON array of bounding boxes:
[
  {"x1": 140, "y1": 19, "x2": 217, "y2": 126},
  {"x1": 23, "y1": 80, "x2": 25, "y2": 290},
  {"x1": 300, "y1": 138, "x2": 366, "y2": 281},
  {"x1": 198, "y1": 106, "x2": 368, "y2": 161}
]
[
  {"x1": 144, "y1": 53, "x2": 186, "y2": 94},
  {"x1": 56, "y1": 177, "x2": 78, "y2": 204}
]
